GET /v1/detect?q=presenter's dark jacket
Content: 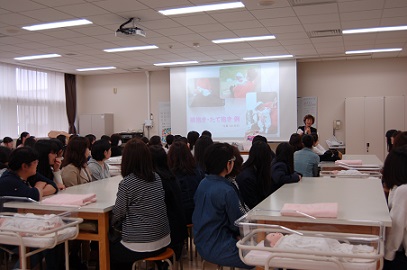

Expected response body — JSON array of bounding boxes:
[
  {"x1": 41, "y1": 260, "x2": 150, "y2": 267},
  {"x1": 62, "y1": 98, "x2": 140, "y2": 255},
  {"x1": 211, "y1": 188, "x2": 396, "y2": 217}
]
[{"x1": 297, "y1": 126, "x2": 317, "y2": 134}]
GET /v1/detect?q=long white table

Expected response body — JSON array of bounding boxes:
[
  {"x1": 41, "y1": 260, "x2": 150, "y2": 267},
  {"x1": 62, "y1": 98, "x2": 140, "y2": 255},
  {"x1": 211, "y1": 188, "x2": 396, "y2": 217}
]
[
  {"x1": 319, "y1": 154, "x2": 383, "y2": 174},
  {"x1": 248, "y1": 177, "x2": 391, "y2": 236},
  {"x1": 7, "y1": 175, "x2": 122, "y2": 270}
]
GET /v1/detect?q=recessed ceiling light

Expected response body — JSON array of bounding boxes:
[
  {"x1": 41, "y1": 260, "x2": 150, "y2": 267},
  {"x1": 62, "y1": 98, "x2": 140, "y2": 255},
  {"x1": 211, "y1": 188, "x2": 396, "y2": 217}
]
[
  {"x1": 159, "y1": 2, "x2": 244, "y2": 16},
  {"x1": 345, "y1": 48, "x2": 402, "y2": 54},
  {"x1": 14, "y1": 54, "x2": 61, "y2": 60},
  {"x1": 212, "y1": 35, "x2": 275, "y2": 44},
  {"x1": 342, "y1": 25, "x2": 407, "y2": 34},
  {"x1": 22, "y1": 19, "x2": 92, "y2": 31},
  {"x1": 242, "y1": 55, "x2": 294, "y2": 61},
  {"x1": 154, "y1": 61, "x2": 199, "y2": 66},
  {"x1": 76, "y1": 66, "x2": 117, "y2": 71},
  {"x1": 104, "y1": 45, "x2": 159, "y2": 53}
]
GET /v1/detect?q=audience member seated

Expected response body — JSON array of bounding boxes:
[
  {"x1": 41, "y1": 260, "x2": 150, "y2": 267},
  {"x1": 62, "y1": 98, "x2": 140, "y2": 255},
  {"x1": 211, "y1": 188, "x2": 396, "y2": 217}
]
[
  {"x1": 110, "y1": 133, "x2": 122, "y2": 157},
  {"x1": 294, "y1": 134, "x2": 320, "y2": 177},
  {"x1": 85, "y1": 134, "x2": 96, "y2": 150},
  {"x1": 393, "y1": 131, "x2": 407, "y2": 149},
  {"x1": 100, "y1": 135, "x2": 111, "y2": 143},
  {"x1": 148, "y1": 135, "x2": 162, "y2": 146},
  {"x1": 251, "y1": 134, "x2": 267, "y2": 145},
  {"x1": 187, "y1": 130, "x2": 200, "y2": 154},
  {"x1": 33, "y1": 139, "x2": 65, "y2": 190},
  {"x1": 1, "y1": 136, "x2": 14, "y2": 149},
  {"x1": 289, "y1": 133, "x2": 303, "y2": 152},
  {"x1": 236, "y1": 141, "x2": 275, "y2": 209},
  {"x1": 164, "y1": 134, "x2": 174, "y2": 152},
  {"x1": 23, "y1": 136, "x2": 36, "y2": 148},
  {"x1": 168, "y1": 141, "x2": 204, "y2": 224},
  {"x1": 385, "y1": 129, "x2": 401, "y2": 152},
  {"x1": 201, "y1": 130, "x2": 212, "y2": 138},
  {"x1": 297, "y1": 114, "x2": 317, "y2": 135},
  {"x1": 0, "y1": 147, "x2": 55, "y2": 200},
  {"x1": 271, "y1": 142, "x2": 301, "y2": 193},
  {"x1": 382, "y1": 145, "x2": 407, "y2": 270},
  {"x1": 56, "y1": 134, "x2": 67, "y2": 147},
  {"x1": 192, "y1": 143, "x2": 251, "y2": 269},
  {"x1": 311, "y1": 133, "x2": 326, "y2": 155},
  {"x1": 61, "y1": 137, "x2": 92, "y2": 187},
  {"x1": 88, "y1": 139, "x2": 111, "y2": 181},
  {"x1": 194, "y1": 135, "x2": 214, "y2": 176},
  {"x1": 0, "y1": 146, "x2": 12, "y2": 176},
  {"x1": 149, "y1": 145, "x2": 188, "y2": 261},
  {"x1": 16, "y1": 131, "x2": 30, "y2": 148},
  {"x1": 110, "y1": 138, "x2": 170, "y2": 269}
]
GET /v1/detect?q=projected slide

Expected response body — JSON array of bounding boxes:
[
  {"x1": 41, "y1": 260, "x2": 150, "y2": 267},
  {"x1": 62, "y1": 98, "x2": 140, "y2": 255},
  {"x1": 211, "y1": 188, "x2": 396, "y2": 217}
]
[{"x1": 170, "y1": 61, "x2": 296, "y2": 142}]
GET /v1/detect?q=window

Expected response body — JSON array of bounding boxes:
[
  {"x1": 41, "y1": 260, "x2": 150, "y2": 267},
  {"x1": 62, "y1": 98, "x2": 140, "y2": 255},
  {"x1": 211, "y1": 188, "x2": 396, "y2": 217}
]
[{"x1": 0, "y1": 62, "x2": 68, "y2": 138}]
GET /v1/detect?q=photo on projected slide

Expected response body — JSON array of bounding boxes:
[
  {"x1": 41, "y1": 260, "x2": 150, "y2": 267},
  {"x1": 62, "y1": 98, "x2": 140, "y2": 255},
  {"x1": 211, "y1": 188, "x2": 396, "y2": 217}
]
[
  {"x1": 246, "y1": 92, "x2": 279, "y2": 135},
  {"x1": 188, "y1": 77, "x2": 225, "y2": 107},
  {"x1": 219, "y1": 65, "x2": 261, "y2": 98}
]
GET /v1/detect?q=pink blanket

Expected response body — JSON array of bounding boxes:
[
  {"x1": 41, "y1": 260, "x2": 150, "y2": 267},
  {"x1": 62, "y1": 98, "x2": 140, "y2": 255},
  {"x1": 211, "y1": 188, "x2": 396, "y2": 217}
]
[
  {"x1": 281, "y1": 203, "x2": 338, "y2": 218},
  {"x1": 335, "y1": 160, "x2": 363, "y2": 166},
  {"x1": 41, "y1": 193, "x2": 96, "y2": 206}
]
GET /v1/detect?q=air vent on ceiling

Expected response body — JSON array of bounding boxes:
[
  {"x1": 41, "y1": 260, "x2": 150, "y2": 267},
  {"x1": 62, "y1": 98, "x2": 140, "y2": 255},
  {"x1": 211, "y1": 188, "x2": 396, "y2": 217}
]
[
  {"x1": 288, "y1": 0, "x2": 337, "y2": 6},
  {"x1": 307, "y1": 29, "x2": 342, "y2": 38}
]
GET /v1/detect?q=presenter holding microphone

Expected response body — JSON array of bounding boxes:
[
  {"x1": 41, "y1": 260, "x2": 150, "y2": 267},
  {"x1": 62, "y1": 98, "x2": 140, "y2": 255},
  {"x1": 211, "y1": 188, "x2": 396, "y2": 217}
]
[{"x1": 297, "y1": 114, "x2": 317, "y2": 135}]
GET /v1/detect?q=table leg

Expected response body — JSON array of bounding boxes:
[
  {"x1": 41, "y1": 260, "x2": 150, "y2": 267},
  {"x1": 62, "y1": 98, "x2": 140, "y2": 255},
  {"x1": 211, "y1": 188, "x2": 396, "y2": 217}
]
[{"x1": 98, "y1": 212, "x2": 110, "y2": 270}]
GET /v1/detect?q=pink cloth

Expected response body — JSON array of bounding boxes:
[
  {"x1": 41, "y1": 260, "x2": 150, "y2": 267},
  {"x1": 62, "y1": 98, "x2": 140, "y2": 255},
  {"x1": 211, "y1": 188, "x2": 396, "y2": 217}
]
[
  {"x1": 41, "y1": 193, "x2": 96, "y2": 206},
  {"x1": 335, "y1": 160, "x2": 363, "y2": 166},
  {"x1": 281, "y1": 203, "x2": 338, "y2": 218}
]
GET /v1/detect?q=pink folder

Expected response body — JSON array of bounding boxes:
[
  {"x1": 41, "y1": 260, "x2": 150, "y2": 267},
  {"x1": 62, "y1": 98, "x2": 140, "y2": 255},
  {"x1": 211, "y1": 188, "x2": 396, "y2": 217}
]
[
  {"x1": 41, "y1": 193, "x2": 97, "y2": 206},
  {"x1": 281, "y1": 202, "x2": 338, "y2": 218}
]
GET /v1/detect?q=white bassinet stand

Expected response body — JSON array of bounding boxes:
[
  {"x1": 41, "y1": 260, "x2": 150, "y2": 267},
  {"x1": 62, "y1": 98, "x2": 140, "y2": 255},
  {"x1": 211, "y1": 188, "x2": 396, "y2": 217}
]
[
  {"x1": 236, "y1": 221, "x2": 384, "y2": 270},
  {"x1": 0, "y1": 197, "x2": 83, "y2": 270}
]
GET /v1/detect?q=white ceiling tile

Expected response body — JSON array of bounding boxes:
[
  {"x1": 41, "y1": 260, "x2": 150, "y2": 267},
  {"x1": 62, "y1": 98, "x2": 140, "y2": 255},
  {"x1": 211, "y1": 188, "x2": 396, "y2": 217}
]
[
  {"x1": 261, "y1": 17, "x2": 301, "y2": 27},
  {"x1": 384, "y1": 0, "x2": 407, "y2": 8},
  {"x1": 0, "y1": 0, "x2": 46, "y2": 12},
  {"x1": 339, "y1": 0, "x2": 384, "y2": 13},
  {"x1": 0, "y1": 13, "x2": 41, "y2": 26},
  {"x1": 211, "y1": 11, "x2": 256, "y2": 23},
  {"x1": 383, "y1": 7, "x2": 407, "y2": 17},
  {"x1": 251, "y1": 7, "x2": 296, "y2": 19},
  {"x1": 341, "y1": 19, "x2": 381, "y2": 29},
  {"x1": 172, "y1": 14, "x2": 217, "y2": 26},
  {"x1": 21, "y1": 8, "x2": 73, "y2": 22},
  {"x1": 299, "y1": 13, "x2": 340, "y2": 24},
  {"x1": 293, "y1": 3, "x2": 338, "y2": 15},
  {"x1": 380, "y1": 17, "x2": 407, "y2": 26},
  {"x1": 303, "y1": 22, "x2": 341, "y2": 31},
  {"x1": 139, "y1": 19, "x2": 181, "y2": 30},
  {"x1": 54, "y1": 3, "x2": 109, "y2": 16},
  {"x1": 223, "y1": 20, "x2": 264, "y2": 30},
  {"x1": 188, "y1": 24, "x2": 229, "y2": 33},
  {"x1": 266, "y1": 24, "x2": 305, "y2": 34},
  {"x1": 340, "y1": 10, "x2": 382, "y2": 21},
  {"x1": 93, "y1": 0, "x2": 149, "y2": 13}
]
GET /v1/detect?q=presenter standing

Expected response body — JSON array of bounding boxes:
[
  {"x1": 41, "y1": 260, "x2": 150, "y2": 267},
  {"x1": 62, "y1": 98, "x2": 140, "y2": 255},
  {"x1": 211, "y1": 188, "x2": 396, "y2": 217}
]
[{"x1": 297, "y1": 114, "x2": 317, "y2": 135}]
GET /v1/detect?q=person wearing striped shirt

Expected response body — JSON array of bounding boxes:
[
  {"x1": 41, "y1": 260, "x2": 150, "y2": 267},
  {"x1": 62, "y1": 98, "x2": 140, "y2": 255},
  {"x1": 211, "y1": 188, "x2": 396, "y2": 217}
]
[{"x1": 109, "y1": 138, "x2": 171, "y2": 269}]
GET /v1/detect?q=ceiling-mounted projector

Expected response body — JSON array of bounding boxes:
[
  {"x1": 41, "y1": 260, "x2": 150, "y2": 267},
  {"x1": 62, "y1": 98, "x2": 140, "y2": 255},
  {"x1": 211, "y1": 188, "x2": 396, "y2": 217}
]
[{"x1": 116, "y1": 18, "x2": 146, "y2": 38}]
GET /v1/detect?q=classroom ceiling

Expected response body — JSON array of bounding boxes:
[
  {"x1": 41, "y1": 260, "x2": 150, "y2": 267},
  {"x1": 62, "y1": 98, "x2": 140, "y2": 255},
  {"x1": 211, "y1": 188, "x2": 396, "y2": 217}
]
[{"x1": 0, "y1": 0, "x2": 406, "y2": 75}]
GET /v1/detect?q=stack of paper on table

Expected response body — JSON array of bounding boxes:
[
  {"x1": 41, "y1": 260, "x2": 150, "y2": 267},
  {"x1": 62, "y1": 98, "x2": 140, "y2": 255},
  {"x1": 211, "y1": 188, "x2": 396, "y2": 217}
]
[
  {"x1": 41, "y1": 193, "x2": 96, "y2": 206},
  {"x1": 281, "y1": 203, "x2": 338, "y2": 218}
]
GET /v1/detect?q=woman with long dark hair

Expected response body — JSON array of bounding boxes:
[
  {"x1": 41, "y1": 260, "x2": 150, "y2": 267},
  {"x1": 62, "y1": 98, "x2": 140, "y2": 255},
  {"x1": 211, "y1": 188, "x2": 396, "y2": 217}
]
[
  {"x1": 236, "y1": 141, "x2": 274, "y2": 209},
  {"x1": 167, "y1": 141, "x2": 204, "y2": 223},
  {"x1": 270, "y1": 142, "x2": 301, "y2": 193},
  {"x1": 34, "y1": 139, "x2": 65, "y2": 190},
  {"x1": 149, "y1": 145, "x2": 188, "y2": 261},
  {"x1": 110, "y1": 139, "x2": 170, "y2": 269}
]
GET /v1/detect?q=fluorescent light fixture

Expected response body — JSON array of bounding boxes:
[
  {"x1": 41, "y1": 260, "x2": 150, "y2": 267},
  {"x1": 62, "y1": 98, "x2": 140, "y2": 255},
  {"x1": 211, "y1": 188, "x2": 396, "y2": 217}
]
[
  {"x1": 242, "y1": 55, "x2": 294, "y2": 61},
  {"x1": 22, "y1": 19, "x2": 92, "y2": 31},
  {"x1": 14, "y1": 54, "x2": 61, "y2": 61},
  {"x1": 104, "y1": 45, "x2": 158, "y2": 53},
  {"x1": 76, "y1": 66, "x2": 116, "y2": 72},
  {"x1": 159, "y1": 2, "x2": 244, "y2": 15},
  {"x1": 345, "y1": 48, "x2": 402, "y2": 54},
  {"x1": 212, "y1": 35, "x2": 275, "y2": 44},
  {"x1": 343, "y1": 25, "x2": 407, "y2": 34},
  {"x1": 154, "y1": 61, "x2": 199, "y2": 66}
]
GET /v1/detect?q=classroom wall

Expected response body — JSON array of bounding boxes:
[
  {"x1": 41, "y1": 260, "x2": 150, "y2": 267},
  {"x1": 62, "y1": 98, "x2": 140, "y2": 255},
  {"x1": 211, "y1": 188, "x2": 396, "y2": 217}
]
[
  {"x1": 297, "y1": 57, "x2": 407, "y2": 148},
  {"x1": 76, "y1": 57, "x2": 407, "y2": 147},
  {"x1": 76, "y1": 70, "x2": 169, "y2": 137}
]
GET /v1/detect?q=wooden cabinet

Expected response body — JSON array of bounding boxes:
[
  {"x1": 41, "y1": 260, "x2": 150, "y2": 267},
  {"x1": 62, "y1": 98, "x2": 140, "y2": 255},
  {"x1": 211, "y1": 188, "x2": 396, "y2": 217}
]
[
  {"x1": 345, "y1": 96, "x2": 405, "y2": 162},
  {"x1": 79, "y1": 114, "x2": 114, "y2": 139}
]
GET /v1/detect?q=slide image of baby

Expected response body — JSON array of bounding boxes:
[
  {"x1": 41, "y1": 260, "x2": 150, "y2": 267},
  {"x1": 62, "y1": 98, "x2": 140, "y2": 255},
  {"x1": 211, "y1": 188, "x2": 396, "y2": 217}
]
[
  {"x1": 219, "y1": 65, "x2": 260, "y2": 98},
  {"x1": 188, "y1": 77, "x2": 225, "y2": 107},
  {"x1": 246, "y1": 92, "x2": 278, "y2": 135}
]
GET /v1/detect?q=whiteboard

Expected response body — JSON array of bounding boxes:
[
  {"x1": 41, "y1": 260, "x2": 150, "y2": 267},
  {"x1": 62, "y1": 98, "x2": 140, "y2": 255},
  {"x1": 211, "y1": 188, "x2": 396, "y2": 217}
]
[{"x1": 297, "y1": 97, "x2": 318, "y2": 128}]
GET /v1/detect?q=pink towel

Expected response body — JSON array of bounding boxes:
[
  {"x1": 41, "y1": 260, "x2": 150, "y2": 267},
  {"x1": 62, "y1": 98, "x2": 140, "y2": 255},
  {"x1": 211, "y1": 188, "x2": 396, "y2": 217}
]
[
  {"x1": 41, "y1": 193, "x2": 96, "y2": 206},
  {"x1": 335, "y1": 160, "x2": 362, "y2": 166},
  {"x1": 281, "y1": 203, "x2": 338, "y2": 218}
]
